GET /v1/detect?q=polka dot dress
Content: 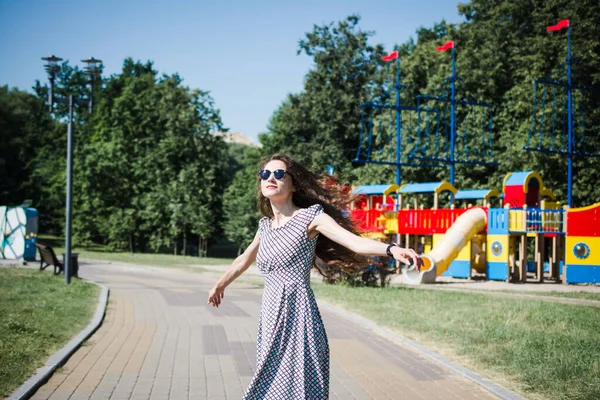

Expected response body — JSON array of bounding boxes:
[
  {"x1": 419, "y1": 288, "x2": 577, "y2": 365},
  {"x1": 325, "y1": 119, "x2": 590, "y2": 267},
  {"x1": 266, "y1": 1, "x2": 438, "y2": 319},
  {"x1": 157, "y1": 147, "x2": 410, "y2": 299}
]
[{"x1": 242, "y1": 204, "x2": 329, "y2": 400}]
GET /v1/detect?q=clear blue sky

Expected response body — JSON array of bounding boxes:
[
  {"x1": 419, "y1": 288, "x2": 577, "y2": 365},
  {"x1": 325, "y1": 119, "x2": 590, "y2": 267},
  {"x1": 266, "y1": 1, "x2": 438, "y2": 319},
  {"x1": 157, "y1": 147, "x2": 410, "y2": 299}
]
[{"x1": 0, "y1": 0, "x2": 463, "y2": 143}]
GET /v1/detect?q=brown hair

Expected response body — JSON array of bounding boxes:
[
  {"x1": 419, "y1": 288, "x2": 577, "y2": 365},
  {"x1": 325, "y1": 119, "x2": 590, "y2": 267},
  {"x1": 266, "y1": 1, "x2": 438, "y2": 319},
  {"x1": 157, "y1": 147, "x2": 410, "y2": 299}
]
[{"x1": 257, "y1": 153, "x2": 367, "y2": 275}]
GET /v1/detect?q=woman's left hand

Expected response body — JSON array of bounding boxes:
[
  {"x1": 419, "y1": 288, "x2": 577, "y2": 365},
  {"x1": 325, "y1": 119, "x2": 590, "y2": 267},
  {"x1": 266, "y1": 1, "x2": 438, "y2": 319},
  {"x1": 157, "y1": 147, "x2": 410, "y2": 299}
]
[{"x1": 391, "y1": 246, "x2": 423, "y2": 271}]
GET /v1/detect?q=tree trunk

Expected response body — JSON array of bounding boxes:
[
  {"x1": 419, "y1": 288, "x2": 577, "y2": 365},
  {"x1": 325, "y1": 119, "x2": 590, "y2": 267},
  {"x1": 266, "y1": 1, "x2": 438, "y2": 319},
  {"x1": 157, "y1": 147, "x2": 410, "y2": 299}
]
[
  {"x1": 129, "y1": 233, "x2": 133, "y2": 254},
  {"x1": 198, "y1": 236, "x2": 202, "y2": 257},
  {"x1": 174, "y1": 239, "x2": 177, "y2": 256},
  {"x1": 183, "y1": 231, "x2": 187, "y2": 257}
]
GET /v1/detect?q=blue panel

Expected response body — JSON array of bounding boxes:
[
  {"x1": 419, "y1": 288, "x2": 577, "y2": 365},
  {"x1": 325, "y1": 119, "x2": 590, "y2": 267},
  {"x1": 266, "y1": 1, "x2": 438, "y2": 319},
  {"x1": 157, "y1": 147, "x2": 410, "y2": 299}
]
[
  {"x1": 488, "y1": 209, "x2": 509, "y2": 234},
  {"x1": 455, "y1": 190, "x2": 493, "y2": 200},
  {"x1": 352, "y1": 184, "x2": 392, "y2": 195},
  {"x1": 398, "y1": 182, "x2": 444, "y2": 194},
  {"x1": 566, "y1": 265, "x2": 600, "y2": 284},
  {"x1": 486, "y1": 261, "x2": 508, "y2": 280},
  {"x1": 441, "y1": 260, "x2": 471, "y2": 278},
  {"x1": 505, "y1": 171, "x2": 533, "y2": 186}
]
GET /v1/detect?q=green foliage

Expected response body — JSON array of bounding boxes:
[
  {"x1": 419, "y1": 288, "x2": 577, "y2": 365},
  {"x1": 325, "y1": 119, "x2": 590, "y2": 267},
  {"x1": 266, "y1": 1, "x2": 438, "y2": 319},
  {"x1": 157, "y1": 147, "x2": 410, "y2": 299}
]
[
  {"x1": 72, "y1": 59, "x2": 228, "y2": 253},
  {"x1": 0, "y1": 85, "x2": 60, "y2": 229},
  {"x1": 222, "y1": 146, "x2": 262, "y2": 252}
]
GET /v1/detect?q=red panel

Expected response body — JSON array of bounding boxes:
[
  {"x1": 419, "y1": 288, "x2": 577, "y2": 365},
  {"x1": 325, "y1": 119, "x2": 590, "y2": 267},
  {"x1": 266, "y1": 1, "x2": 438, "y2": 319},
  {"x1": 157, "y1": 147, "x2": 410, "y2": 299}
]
[
  {"x1": 350, "y1": 210, "x2": 368, "y2": 231},
  {"x1": 366, "y1": 209, "x2": 384, "y2": 231},
  {"x1": 398, "y1": 209, "x2": 434, "y2": 234},
  {"x1": 353, "y1": 195, "x2": 367, "y2": 210},
  {"x1": 504, "y1": 186, "x2": 524, "y2": 208},
  {"x1": 350, "y1": 209, "x2": 385, "y2": 233},
  {"x1": 397, "y1": 208, "x2": 487, "y2": 235},
  {"x1": 567, "y1": 204, "x2": 600, "y2": 236},
  {"x1": 372, "y1": 195, "x2": 383, "y2": 208}
]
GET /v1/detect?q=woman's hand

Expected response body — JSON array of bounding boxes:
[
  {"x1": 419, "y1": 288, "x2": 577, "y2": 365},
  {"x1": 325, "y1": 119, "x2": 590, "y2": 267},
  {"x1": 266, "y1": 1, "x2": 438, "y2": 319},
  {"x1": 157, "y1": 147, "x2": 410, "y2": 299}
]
[
  {"x1": 390, "y1": 246, "x2": 423, "y2": 271},
  {"x1": 208, "y1": 286, "x2": 225, "y2": 308}
]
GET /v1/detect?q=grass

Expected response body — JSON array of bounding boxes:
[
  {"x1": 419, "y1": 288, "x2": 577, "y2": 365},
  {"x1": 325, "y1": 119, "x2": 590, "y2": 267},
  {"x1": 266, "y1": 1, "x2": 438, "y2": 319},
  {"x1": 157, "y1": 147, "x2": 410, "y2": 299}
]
[
  {"x1": 0, "y1": 268, "x2": 100, "y2": 397},
  {"x1": 36, "y1": 234, "x2": 235, "y2": 271},
  {"x1": 506, "y1": 290, "x2": 600, "y2": 302},
  {"x1": 312, "y1": 282, "x2": 600, "y2": 400},
  {"x1": 410, "y1": 285, "x2": 600, "y2": 303}
]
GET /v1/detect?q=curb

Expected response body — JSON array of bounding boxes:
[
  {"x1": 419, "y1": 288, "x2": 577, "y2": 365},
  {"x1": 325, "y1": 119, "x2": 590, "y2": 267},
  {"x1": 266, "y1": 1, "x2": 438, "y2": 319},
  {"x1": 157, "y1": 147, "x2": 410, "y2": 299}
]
[
  {"x1": 7, "y1": 281, "x2": 110, "y2": 400},
  {"x1": 318, "y1": 301, "x2": 527, "y2": 400}
]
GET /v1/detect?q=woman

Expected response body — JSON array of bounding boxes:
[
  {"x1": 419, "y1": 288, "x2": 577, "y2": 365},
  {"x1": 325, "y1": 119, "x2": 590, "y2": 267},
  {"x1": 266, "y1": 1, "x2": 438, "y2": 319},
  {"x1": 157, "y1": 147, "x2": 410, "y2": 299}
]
[{"x1": 208, "y1": 153, "x2": 421, "y2": 400}]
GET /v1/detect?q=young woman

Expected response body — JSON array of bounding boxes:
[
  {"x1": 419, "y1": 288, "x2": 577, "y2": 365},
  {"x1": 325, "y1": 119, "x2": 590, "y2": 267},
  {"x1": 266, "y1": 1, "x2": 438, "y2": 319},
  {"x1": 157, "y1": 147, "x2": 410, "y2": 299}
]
[{"x1": 208, "y1": 153, "x2": 421, "y2": 400}]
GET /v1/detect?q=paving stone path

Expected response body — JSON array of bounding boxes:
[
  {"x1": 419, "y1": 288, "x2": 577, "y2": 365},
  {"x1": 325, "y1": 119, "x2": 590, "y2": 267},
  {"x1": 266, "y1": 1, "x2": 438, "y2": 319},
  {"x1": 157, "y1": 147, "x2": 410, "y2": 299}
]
[{"x1": 30, "y1": 261, "x2": 501, "y2": 400}]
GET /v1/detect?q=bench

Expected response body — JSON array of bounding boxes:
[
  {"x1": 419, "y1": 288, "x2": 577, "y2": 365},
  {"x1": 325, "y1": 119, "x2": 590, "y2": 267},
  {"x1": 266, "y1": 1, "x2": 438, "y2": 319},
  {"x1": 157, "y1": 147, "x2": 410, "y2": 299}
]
[{"x1": 35, "y1": 243, "x2": 64, "y2": 275}]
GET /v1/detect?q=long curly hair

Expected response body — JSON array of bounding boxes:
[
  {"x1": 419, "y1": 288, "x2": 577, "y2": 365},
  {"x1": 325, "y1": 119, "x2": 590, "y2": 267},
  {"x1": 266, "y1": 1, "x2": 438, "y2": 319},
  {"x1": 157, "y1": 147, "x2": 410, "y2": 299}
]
[{"x1": 257, "y1": 153, "x2": 368, "y2": 275}]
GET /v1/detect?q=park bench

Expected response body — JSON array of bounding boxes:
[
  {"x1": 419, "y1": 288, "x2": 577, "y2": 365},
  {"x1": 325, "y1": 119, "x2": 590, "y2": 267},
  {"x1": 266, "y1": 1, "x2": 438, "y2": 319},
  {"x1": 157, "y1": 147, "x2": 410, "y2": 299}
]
[{"x1": 35, "y1": 243, "x2": 64, "y2": 275}]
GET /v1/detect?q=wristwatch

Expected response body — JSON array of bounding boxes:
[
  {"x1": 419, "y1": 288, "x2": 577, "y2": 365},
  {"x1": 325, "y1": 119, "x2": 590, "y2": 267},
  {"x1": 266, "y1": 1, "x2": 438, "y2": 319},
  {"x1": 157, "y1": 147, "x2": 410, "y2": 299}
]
[{"x1": 386, "y1": 242, "x2": 398, "y2": 257}]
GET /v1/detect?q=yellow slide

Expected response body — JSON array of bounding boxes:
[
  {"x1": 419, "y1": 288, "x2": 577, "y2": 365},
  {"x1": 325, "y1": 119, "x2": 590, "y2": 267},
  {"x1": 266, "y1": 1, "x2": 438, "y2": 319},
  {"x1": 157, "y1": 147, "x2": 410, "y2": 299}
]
[{"x1": 402, "y1": 207, "x2": 487, "y2": 284}]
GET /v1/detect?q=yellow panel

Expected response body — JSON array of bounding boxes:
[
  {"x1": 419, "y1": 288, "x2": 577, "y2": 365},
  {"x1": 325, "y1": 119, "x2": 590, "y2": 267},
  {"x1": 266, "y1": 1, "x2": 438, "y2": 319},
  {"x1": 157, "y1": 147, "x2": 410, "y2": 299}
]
[
  {"x1": 485, "y1": 189, "x2": 501, "y2": 201},
  {"x1": 508, "y1": 209, "x2": 526, "y2": 231},
  {"x1": 487, "y1": 234, "x2": 509, "y2": 262},
  {"x1": 432, "y1": 234, "x2": 445, "y2": 248},
  {"x1": 565, "y1": 236, "x2": 600, "y2": 265},
  {"x1": 523, "y1": 172, "x2": 544, "y2": 194},
  {"x1": 455, "y1": 238, "x2": 471, "y2": 261},
  {"x1": 383, "y1": 212, "x2": 398, "y2": 234},
  {"x1": 383, "y1": 184, "x2": 400, "y2": 196},
  {"x1": 435, "y1": 181, "x2": 458, "y2": 195},
  {"x1": 540, "y1": 187, "x2": 556, "y2": 201},
  {"x1": 568, "y1": 201, "x2": 600, "y2": 213}
]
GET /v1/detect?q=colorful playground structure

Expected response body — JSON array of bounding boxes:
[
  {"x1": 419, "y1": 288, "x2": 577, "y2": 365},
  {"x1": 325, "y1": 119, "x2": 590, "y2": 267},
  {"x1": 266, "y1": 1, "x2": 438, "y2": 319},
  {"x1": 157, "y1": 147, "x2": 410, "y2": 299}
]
[{"x1": 349, "y1": 171, "x2": 600, "y2": 285}]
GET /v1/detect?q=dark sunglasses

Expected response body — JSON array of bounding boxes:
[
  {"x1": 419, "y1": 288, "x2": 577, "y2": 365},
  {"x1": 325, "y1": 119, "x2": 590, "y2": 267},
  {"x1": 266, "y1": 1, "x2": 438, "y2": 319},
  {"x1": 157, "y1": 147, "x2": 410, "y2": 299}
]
[{"x1": 258, "y1": 169, "x2": 291, "y2": 180}]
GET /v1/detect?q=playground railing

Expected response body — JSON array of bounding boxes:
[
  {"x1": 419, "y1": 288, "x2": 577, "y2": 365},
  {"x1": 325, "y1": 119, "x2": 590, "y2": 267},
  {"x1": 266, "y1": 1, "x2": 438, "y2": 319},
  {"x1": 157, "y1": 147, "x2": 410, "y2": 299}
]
[
  {"x1": 398, "y1": 208, "x2": 469, "y2": 235},
  {"x1": 488, "y1": 208, "x2": 509, "y2": 233},
  {"x1": 350, "y1": 209, "x2": 385, "y2": 232},
  {"x1": 350, "y1": 210, "x2": 368, "y2": 231},
  {"x1": 508, "y1": 208, "x2": 565, "y2": 234}
]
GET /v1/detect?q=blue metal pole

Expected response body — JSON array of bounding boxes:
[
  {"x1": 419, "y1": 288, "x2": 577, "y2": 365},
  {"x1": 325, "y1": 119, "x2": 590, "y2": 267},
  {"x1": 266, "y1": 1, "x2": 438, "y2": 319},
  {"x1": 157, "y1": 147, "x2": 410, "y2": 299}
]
[
  {"x1": 449, "y1": 46, "x2": 456, "y2": 186},
  {"x1": 395, "y1": 56, "x2": 401, "y2": 187},
  {"x1": 567, "y1": 26, "x2": 573, "y2": 207}
]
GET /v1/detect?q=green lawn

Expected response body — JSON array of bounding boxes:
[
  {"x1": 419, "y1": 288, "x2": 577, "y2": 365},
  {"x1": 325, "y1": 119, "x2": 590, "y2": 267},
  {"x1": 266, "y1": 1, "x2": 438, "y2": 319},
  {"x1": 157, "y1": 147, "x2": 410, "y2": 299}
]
[
  {"x1": 0, "y1": 268, "x2": 99, "y2": 397},
  {"x1": 409, "y1": 286, "x2": 600, "y2": 303},
  {"x1": 507, "y1": 290, "x2": 600, "y2": 302},
  {"x1": 36, "y1": 234, "x2": 235, "y2": 271},
  {"x1": 312, "y1": 283, "x2": 600, "y2": 400}
]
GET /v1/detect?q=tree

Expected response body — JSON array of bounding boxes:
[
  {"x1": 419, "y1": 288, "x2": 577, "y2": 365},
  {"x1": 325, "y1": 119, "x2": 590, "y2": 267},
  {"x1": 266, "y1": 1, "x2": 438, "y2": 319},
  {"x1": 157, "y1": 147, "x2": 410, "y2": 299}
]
[
  {"x1": 261, "y1": 15, "x2": 386, "y2": 179},
  {"x1": 222, "y1": 146, "x2": 262, "y2": 253}
]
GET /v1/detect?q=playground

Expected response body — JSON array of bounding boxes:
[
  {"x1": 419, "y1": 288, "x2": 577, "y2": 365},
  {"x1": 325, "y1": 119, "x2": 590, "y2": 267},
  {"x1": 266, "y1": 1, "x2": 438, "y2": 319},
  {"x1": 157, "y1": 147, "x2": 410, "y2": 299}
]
[{"x1": 348, "y1": 20, "x2": 600, "y2": 289}]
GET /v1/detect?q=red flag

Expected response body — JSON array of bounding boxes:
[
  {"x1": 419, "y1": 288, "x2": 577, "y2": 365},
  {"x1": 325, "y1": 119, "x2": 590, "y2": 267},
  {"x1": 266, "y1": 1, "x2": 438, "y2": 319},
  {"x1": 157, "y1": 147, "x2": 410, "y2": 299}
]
[
  {"x1": 382, "y1": 51, "x2": 398, "y2": 62},
  {"x1": 436, "y1": 41, "x2": 454, "y2": 52},
  {"x1": 547, "y1": 19, "x2": 569, "y2": 31}
]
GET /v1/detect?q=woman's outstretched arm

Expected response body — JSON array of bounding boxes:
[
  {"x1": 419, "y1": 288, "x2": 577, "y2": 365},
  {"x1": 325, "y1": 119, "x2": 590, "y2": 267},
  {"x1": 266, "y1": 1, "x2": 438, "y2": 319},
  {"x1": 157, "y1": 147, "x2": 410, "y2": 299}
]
[
  {"x1": 208, "y1": 231, "x2": 260, "y2": 308},
  {"x1": 310, "y1": 213, "x2": 422, "y2": 268}
]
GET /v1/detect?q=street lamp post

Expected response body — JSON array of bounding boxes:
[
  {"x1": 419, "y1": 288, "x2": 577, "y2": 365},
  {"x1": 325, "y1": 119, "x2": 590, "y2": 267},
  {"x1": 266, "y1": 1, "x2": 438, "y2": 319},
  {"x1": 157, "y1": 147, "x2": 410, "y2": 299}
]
[{"x1": 41, "y1": 55, "x2": 102, "y2": 284}]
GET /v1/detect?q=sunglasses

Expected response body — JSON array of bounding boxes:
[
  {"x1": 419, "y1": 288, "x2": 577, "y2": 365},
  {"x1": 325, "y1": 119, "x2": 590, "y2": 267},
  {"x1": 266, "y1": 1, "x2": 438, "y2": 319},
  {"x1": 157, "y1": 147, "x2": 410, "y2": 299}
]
[{"x1": 258, "y1": 169, "x2": 291, "y2": 180}]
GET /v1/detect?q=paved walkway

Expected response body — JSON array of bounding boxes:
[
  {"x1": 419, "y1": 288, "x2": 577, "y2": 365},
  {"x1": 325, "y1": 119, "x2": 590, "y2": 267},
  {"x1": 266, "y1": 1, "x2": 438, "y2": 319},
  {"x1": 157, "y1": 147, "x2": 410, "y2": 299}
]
[{"x1": 30, "y1": 261, "x2": 502, "y2": 400}]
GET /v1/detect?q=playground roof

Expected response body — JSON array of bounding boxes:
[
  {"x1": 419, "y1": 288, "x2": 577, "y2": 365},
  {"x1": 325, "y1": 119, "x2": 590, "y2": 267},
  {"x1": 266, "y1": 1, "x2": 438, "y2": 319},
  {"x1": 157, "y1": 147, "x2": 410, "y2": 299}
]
[
  {"x1": 540, "y1": 187, "x2": 557, "y2": 201},
  {"x1": 503, "y1": 171, "x2": 544, "y2": 191},
  {"x1": 397, "y1": 182, "x2": 457, "y2": 195},
  {"x1": 455, "y1": 189, "x2": 500, "y2": 201},
  {"x1": 351, "y1": 184, "x2": 399, "y2": 196}
]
